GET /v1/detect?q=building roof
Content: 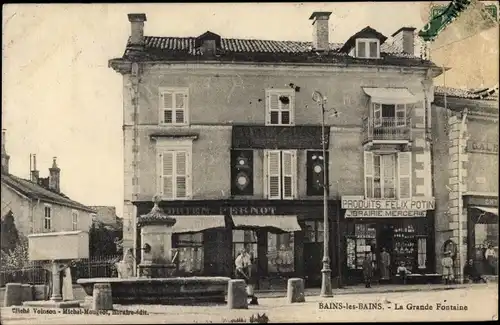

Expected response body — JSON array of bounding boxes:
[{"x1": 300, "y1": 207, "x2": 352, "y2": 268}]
[
  {"x1": 1, "y1": 172, "x2": 95, "y2": 213},
  {"x1": 434, "y1": 86, "x2": 499, "y2": 101},
  {"x1": 433, "y1": 86, "x2": 499, "y2": 116},
  {"x1": 112, "y1": 27, "x2": 438, "y2": 68}
]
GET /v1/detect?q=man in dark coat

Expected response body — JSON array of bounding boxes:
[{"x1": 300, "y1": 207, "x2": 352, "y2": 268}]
[
  {"x1": 362, "y1": 253, "x2": 373, "y2": 288},
  {"x1": 464, "y1": 259, "x2": 487, "y2": 283}
]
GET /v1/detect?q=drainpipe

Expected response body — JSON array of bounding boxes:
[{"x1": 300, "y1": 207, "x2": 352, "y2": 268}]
[{"x1": 457, "y1": 107, "x2": 468, "y2": 285}]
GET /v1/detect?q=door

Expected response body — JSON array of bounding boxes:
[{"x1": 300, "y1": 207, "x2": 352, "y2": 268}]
[
  {"x1": 378, "y1": 225, "x2": 394, "y2": 277},
  {"x1": 303, "y1": 220, "x2": 324, "y2": 286}
]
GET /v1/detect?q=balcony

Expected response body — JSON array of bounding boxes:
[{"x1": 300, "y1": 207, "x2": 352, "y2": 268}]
[{"x1": 362, "y1": 117, "x2": 412, "y2": 148}]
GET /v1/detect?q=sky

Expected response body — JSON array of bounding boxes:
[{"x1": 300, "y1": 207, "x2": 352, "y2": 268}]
[{"x1": 1, "y1": 2, "x2": 443, "y2": 218}]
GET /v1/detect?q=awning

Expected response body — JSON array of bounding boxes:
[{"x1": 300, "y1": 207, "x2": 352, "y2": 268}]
[
  {"x1": 171, "y1": 215, "x2": 226, "y2": 233},
  {"x1": 232, "y1": 215, "x2": 302, "y2": 232},
  {"x1": 362, "y1": 87, "x2": 417, "y2": 104},
  {"x1": 471, "y1": 206, "x2": 499, "y2": 216}
]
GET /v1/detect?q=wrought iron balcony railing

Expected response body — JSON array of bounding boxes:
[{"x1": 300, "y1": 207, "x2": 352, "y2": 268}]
[{"x1": 362, "y1": 117, "x2": 412, "y2": 143}]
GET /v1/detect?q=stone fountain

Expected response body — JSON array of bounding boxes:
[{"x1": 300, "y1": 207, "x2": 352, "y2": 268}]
[{"x1": 77, "y1": 196, "x2": 230, "y2": 305}]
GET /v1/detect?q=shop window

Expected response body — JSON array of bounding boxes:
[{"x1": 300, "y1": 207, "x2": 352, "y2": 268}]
[
  {"x1": 474, "y1": 223, "x2": 498, "y2": 275},
  {"x1": 393, "y1": 225, "x2": 417, "y2": 272},
  {"x1": 267, "y1": 232, "x2": 294, "y2": 273},
  {"x1": 346, "y1": 224, "x2": 376, "y2": 270},
  {"x1": 173, "y1": 232, "x2": 204, "y2": 274},
  {"x1": 417, "y1": 237, "x2": 427, "y2": 269},
  {"x1": 232, "y1": 230, "x2": 258, "y2": 265},
  {"x1": 304, "y1": 220, "x2": 324, "y2": 243}
]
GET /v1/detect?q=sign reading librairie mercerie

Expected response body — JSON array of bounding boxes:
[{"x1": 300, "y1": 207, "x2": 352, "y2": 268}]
[
  {"x1": 341, "y1": 196, "x2": 435, "y2": 211},
  {"x1": 345, "y1": 210, "x2": 427, "y2": 218}
]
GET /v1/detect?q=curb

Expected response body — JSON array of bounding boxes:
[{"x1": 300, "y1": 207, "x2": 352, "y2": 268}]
[{"x1": 255, "y1": 285, "x2": 471, "y2": 299}]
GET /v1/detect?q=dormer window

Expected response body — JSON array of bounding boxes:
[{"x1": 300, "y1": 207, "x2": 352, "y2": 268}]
[{"x1": 356, "y1": 38, "x2": 380, "y2": 59}]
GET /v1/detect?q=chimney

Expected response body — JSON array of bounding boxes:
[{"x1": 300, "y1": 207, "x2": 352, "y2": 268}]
[
  {"x1": 30, "y1": 154, "x2": 39, "y2": 183},
  {"x1": 49, "y1": 157, "x2": 61, "y2": 193},
  {"x1": 391, "y1": 27, "x2": 416, "y2": 55},
  {"x1": 1, "y1": 129, "x2": 10, "y2": 173},
  {"x1": 309, "y1": 11, "x2": 332, "y2": 51},
  {"x1": 128, "y1": 13, "x2": 147, "y2": 47}
]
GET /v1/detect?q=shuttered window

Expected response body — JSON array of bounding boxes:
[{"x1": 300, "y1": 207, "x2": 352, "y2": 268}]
[
  {"x1": 265, "y1": 150, "x2": 297, "y2": 200},
  {"x1": 159, "y1": 88, "x2": 189, "y2": 125},
  {"x1": 71, "y1": 210, "x2": 79, "y2": 231},
  {"x1": 398, "y1": 151, "x2": 412, "y2": 199},
  {"x1": 158, "y1": 150, "x2": 191, "y2": 199},
  {"x1": 266, "y1": 89, "x2": 295, "y2": 126},
  {"x1": 365, "y1": 151, "x2": 411, "y2": 199}
]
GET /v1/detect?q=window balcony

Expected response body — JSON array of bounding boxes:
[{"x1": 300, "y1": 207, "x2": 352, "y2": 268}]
[{"x1": 362, "y1": 117, "x2": 412, "y2": 146}]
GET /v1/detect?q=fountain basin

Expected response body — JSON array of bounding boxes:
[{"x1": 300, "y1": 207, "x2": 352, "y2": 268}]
[{"x1": 77, "y1": 277, "x2": 231, "y2": 305}]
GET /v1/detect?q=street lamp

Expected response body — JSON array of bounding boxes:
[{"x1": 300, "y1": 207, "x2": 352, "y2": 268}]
[{"x1": 313, "y1": 91, "x2": 332, "y2": 297}]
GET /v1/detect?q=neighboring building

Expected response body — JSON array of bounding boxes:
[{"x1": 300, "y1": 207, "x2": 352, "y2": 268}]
[
  {"x1": 109, "y1": 12, "x2": 443, "y2": 286},
  {"x1": 432, "y1": 86, "x2": 498, "y2": 278},
  {"x1": 90, "y1": 206, "x2": 123, "y2": 231},
  {"x1": 1, "y1": 130, "x2": 95, "y2": 236}
]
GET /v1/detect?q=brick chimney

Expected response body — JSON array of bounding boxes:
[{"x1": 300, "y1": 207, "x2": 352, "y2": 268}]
[
  {"x1": 1, "y1": 129, "x2": 10, "y2": 173},
  {"x1": 49, "y1": 157, "x2": 60, "y2": 193},
  {"x1": 309, "y1": 11, "x2": 332, "y2": 51},
  {"x1": 30, "y1": 154, "x2": 39, "y2": 183},
  {"x1": 128, "y1": 13, "x2": 147, "y2": 48},
  {"x1": 391, "y1": 27, "x2": 416, "y2": 55}
]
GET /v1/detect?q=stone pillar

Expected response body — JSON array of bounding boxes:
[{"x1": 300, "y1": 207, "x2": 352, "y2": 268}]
[
  {"x1": 3, "y1": 283, "x2": 22, "y2": 307},
  {"x1": 227, "y1": 280, "x2": 248, "y2": 309},
  {"x1": 50, "y1": 263, "x2": 63, "y2": 302},
  {"x1": 287, "y1": 278, "x2": 305, "y2": 303},
  {"x1": 92, "y1": 283, "x2": 113, "y2": 311}
]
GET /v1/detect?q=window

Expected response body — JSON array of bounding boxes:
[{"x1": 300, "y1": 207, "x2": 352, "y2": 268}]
[
  {"x1": 307, "y1": 151, "x2": 329, "y2": 196},
  {"x1": 373, "y1": 103, "x2": 410, "y2": 127},
  {"x1": 267, "y1": 232, "x2": 294, "y2": 273},
  {"x1": 355, "y1": 38, "x2": 380, "y2": 59},
  {"x1": 232, "y1": 230, "x2": 258, "y2": 276},
  {"x1": 157, "y1": 142, "x2": 192, "y2": 200},
  {"x1": 159, "y1": 88, "x2": 189, "y2": 125},
  {"x1": 304, "y1": 220, "x2": 324, "y2": 243},
  {"x1": 265, "y1": 89, "x2": 295, "y2": 126},
  {"x1": 346, "y1": 224, "x2": 376, "y2": 270},
  {"x1": 71, "y1": 210, "x2": 78, "y2": 231},
  {"x1": 364, "y1": 151, "x2": 411, "y2": 199},
  {"x1": 44, "y1": 204, "x2": 52, "y2": 230},
  {"x1": 265, "y1": 150, "x2": 297, "y2": 200},
  {"x1": 417, "y1": 237, "x2": 427, "y2": 269},
  {"x1": 173, "y1": 233, "x2": 203, "y2": 274}
]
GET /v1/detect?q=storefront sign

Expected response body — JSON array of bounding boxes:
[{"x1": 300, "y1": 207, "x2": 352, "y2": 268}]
[
  {"x1": 345, "y1": 210, "x2": 427, "y2": 218},
  {"x1": 467, "y1": 141, "x2": 499, "y2": 154},
  {"x1": 341, "y1": 196, "x2": 435, "y2": 211},
  {"x1": 163, "y1": 206, "x2": 277, "y2": 216},
  {"x1": 466, "y1": 196, "x2": 498, "y2": 207}
]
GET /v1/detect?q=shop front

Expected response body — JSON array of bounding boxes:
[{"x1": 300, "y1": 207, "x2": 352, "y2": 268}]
[
  {"x1": 464, "y1": 195, "x2": 499, "y2": 276},
  {"x1": 340, "y1": 196, "x2": 436, "y2": 285},
  {"x1": 133, "y1": 199, "x2": 341, "y2": 289}
]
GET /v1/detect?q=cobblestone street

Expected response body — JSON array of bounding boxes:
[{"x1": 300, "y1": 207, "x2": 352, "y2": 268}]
[{"x1": 1, "y1": 284, "x2": 497, "y2": 324}]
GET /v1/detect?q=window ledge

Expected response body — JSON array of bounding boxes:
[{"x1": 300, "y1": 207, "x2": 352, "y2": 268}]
[{"x1": 150, "y1": 133, "x2": 199, "y2": 140}]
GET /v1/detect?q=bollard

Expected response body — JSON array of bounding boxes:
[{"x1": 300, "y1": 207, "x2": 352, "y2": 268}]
[
  {"x1": 287, "y1": 278, "x2": 305, "y2": 303},
  {"x1": 4, "y1": 283, "x2": 22, "y2": 307},
  {"x1": 227, "y1": 279, "x2": 248, "y2": 309},
  {"x1": 33, "y1": 284, "x2": 49, "y2": 301},
  {"x1": 92, "y1": 283, "x2": 113, "y2": 311},
  {"x1": 21, "y1": 284, "x2": 34, "y2": 302}
]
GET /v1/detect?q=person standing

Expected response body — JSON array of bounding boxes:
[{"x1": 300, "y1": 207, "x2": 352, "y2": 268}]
[
  {"x1": 464, "y1": 259, "x2": 486, "y2": 283},
  {"x1": 484, "y1": 245, "x2": 497, "y2": 275},
  {"x1": 380, "y1": 248, "x2": 391, "y2": 282},
  {"x1": 441, "y1": 251, "x2": 454, "y2": 285},
  {"x1": 235, "y1": 248, "x2": 258, "y2": 305},
  {"x1": 362, "y1": 253, "x2": 373, "y2": 288}
]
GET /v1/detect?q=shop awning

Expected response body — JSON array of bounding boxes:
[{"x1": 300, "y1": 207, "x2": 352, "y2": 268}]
[
  {"x1": 171, "y1": 215, "x2": 226, "y2": 233},
  {"x1": 471, "y1": 206, "x2": 499, "y2": 216},
  {"x1": 362, "y1": 87, "x2": 417, "y2": 104},
  {"x1": 232, "y1": 215, "x2": 302, "y2": 232}
]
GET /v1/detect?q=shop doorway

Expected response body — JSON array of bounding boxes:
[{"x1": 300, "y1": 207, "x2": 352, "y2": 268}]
[{"x1": 378, "y1": 225, "x2": 394, "y2": 274}]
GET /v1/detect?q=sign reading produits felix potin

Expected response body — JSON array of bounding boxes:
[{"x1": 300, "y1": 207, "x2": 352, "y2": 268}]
[{"x1": 341, "y1": 196, "x2": 436, "y2": 211}]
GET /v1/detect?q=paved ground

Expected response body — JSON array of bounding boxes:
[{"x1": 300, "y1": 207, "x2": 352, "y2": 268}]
[{"x1": 1, "y1": 283, "x2": 497, "y2": 324}]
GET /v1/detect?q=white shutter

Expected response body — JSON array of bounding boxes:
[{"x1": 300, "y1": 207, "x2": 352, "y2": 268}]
[
  {"x1": 395, "y1": 104, "x2": 406, "y2": 126},
  {"x1": 282, "y1": 150, "x2": 296, "y2": 199},
  {"x1": 364, "y1": 151, "x2": 374, "y2": 198},
  {"x1": 174, "y1": 92, "x2": 186, "y2": 124},
  {"x1": 373, "y1": 103, "x2": 382, "y2": 127},
  {"x1": 289, "y1": 94, "x2": 295, "y2": 125},
  {"x1": 398, "y1": 152, "x2": 412, "y2": 199},
  {"x1": 175, "y1": 151, "x2": 187, "y2": 198},
  {"x1": 162, "y1": 152, "x2": 174, "y2": 199},
  {"x1": 161, "y1": 92, "x2": 174, "y2": 124},
  {"x1": 267, "y1": 93, "x2": 279, "y2": 125},
  {"x1": 267, "y1": 150, "x2": 281, "y2": 199}
]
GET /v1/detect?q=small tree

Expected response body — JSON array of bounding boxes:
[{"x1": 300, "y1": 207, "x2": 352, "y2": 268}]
[{"x1": 1, "y1": 210, "x2": 20, "y2": 254}]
